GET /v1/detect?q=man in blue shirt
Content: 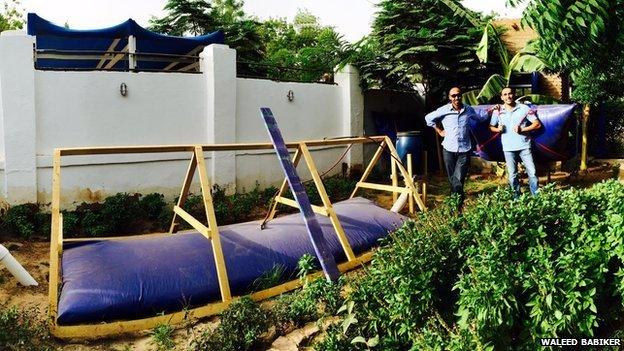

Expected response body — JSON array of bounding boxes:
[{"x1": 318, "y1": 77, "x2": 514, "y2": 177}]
[
  {"x1": 425, "y1": 87, "x2": 492, "y2": 208},
  {"x1": 489, "y1": 87, "x2": 541, "y2": 197}
]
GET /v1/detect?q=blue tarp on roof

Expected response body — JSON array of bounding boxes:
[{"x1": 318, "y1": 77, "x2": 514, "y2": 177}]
[{"x1": 27, "y1": 13, "x2": 224, "y2": 71}]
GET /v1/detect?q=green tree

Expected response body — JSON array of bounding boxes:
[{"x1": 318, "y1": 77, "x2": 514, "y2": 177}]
[
  {"x1": 508, "y1": 0, "x2": 624, "y2": 168},
  {"x1": 0, "y1": 0, "x2": 24, "y2": 31},
  {"x1": 258, "y1": 9, "x2": 347, "y2": 82},
  {"x1": 148, "y1": 0, "x2": 264, "y2": 75},
  {"x1": 370, "y1": 0, "x2": 489, "y2": 108}
]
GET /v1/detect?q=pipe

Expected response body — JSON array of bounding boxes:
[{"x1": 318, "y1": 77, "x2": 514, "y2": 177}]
[
  {"x1": 391, "y1": 191, "x2": 409, "y2": 213},
  {"x1": 0, "y1": 244, "x2": 38, "y2": 286}
]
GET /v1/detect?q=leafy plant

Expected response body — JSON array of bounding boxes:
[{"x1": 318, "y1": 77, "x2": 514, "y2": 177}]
[
  {"x1": 0, "y1": 305, "x2": 55, "y2": 351},
  {"x1": 189, "y1": 296, "x2": 269, "y2": 351},
  {"x1": 150, "y1": 322, "x2": 175, "y2": 351},
  {"x1": 1, "y1": 204, "x2": 39, "y2": 238}
]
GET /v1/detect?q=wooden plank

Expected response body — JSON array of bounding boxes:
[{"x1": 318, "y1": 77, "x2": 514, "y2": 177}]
[
  {"x1": 177, "y1": 61, "x2": 199, "y2": 72},
  {"x1": 48, "y1": 149, "x2": 61, "y2": 327},
  {"x1": 104, "y1": 44, "x2": 129, "y2": 69},
  {"x1": 96, "y1": 38, "x2": 121, "y2": 69},
  {"x1": 274, "y1": 196, "x2": 328, "y2": 216},
  {"x1": 356, "y1": 181, "x2": 411, "y2": 193},
  {"x1": 350, "y1": 141, "x2": 385, "y2": 198},
  {"x1": 57, "y1": 136, "x2": 388, "y2": 156},
  {"x1": 163, "y1": 45, "x2": 204, "y2": 71},
  {"x1": 384, "y1": 137, "x2": 426, "y2": 211},
  {"x1": 299, "y1": 143, "x2": 356, "y2": 261},
  {"x1": 195, "y1": 146, "x2": 232, "y2": 301},
  {"x1": 173, "y1": 206, "x2": 210, "y2": 239},
  {"x1": 261, "y1": 107, "x2": 340, "y2": 282},
  {"x1": 169, "y1": 153, "x2": 197, "y2": 234},
  {"x1": 52, "y1": 300, "x2": 231, "y2": 339},
  {"x1": 407, "y1": 154, "x2": 414, "y2": 214},
  {"x1": 391, "y1": 156, "x2": 398, "y2": 202},
  {"x1": 267, "y1": 148, "x2": 302, "y2": 221}
]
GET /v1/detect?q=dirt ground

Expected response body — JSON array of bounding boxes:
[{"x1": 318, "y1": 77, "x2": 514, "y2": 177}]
[{"x1": 0, "y1": 162, "x2": 619, "y2": 350}]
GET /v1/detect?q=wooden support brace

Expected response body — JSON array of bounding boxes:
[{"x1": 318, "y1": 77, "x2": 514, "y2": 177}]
[
  {"x1": 351, "y1": 140, "x2": 386, "y2": 198},
  {"x1": 391, "y1": 156, "x2": 398, "y2": 202},
  {"x1": 267, "y1": 148, "x2": 302, "y2": 221},
  {"x1": 195, "y1": 146, "x2": 231, "y2": 301},
  {"x1": 407, "y1": 153, "x2": 414, "y2": 214},
  {"x1": 274, "y1": 196, "x2": 328, "y2": 216},
  {"x1": 299, "y1": 142, "x2": 356, "y2": 261},
  {"x1": 169, "y1": 153, "x2": 198, "y2": 234},
  {"x1": 384, "y1": 136, "x2": 426, "y2": 211},
  {"x1": 173, "y1": 206, "x2": 210, "y2": 239}
]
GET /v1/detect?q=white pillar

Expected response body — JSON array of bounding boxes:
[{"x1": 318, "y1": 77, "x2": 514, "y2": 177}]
[
  {"x1": 200, "y1": 44, "x2": 237, "y2": 194},
  {"x1": 335, "y1": 64, "x2": 364, "y2": 167},
  {"x1": 0, "y1": 31, "x2": 37, "y2": 204}
]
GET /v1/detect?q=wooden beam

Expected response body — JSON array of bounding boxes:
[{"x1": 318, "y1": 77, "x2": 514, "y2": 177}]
[
  {"x1": 351, "y1": 140, "x2": 386, "y2": 198},
  {"x1": 173, "y1": 206, "x2": 210, "y2": 239},
  {"x1": 96, "y1": 38, "x2": 121, "y2": 69},
  {"x1": 391, "y1": 156, "x2": 398, "y2": 202},
  {"x1": 178, "y1": 61, "x2": 199, "y2": 72},
  {"x1": 57, "y1": 136, "x2": 388, "y2": 156},
  {"x1": 384, "y1": 136, "x2": 426, "y2": 211},
  {"x1": 103, "y1": 44, "x2": 129, "y2": 70},
  {"x1": 169, "y1": 153, "x2": 197, "y2": 234},
  {"x1": 267, "y1": 148, "x2": 302, "y2": 221},
  {"x1": 163, "y1": 46, "x2": 204, "y2": 71},
  {"x1": 356, "y1": 181, "x2": 411, "y2": 193},
  {"x1": 299, "y1": 143, "x2": 356, "y2": 261},
  {"x1": 274, "y1": 196, "x2": 328, "y2": 216},
  {"x1": 407, "y1": 153, "x2": 414, "y2": 214},
  {"x1": 195, "y1": 146, "x2": 231, "y2": 301}
]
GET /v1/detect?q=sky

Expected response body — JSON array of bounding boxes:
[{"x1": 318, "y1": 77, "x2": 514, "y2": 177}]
[{"x1": 19, "y1": 0, "x2": 526, "y2": 43}]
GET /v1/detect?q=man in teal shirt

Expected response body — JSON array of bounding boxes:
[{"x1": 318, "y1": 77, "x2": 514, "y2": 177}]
[{"x1": 489, "y1": 87, "x2": 541, "y2": 197}]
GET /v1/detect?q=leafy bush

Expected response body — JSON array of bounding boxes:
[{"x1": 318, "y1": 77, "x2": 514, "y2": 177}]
[
  {"x1": 189, "y1": 296, "x2": 269, "y2": 351},
  {"x1": 316, "y1": 181, "x2": 624, "y2": 350},
  {"x1": 1, "y1": 204, "x2": 39, "y2": 238},
  {"x1": 0, "y1": 305, "x2": 55, "y2": 351},
  {"x1": 150, "y1": 322, "x2": 175, "y2": 351}
]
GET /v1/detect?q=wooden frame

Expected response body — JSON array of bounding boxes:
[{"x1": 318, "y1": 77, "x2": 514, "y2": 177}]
[{"x1": 48, "y1": 136, "x2": 426, "y2": 339}]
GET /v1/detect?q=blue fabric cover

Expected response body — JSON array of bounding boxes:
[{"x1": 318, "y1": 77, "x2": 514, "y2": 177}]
[
  {"x1": 57, "y1": 197, "x2": 405, "y2": 325},
  {"x1": 27, "y1": 13, "x2": 224, "y2": 70},
  {"x1": 470, "y1": 104, "x2": 576, "y2": 162}
]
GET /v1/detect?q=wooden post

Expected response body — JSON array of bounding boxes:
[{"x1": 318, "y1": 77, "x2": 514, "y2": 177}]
[
  {"x1": 580, "y1": 104, "x2": 590, "y2": 171},
  {"x1": 407, "y1": 153, "x2": 414, "y2": 214},
  {"x1": 422, "y1": 151, "x2": 427, "y2": 208},
  {"x1": 384, "y1": 137, "x2": 426, "y2": 211},
  {"x1": 391, "y1": 156, "x2": 398, "y2": 202},
  {"x1": 48, "y1": 149, "x2": 62, "y2": 329},
  {"x1": 195, "y1": 146, "x2": 231, "y2": 302}
]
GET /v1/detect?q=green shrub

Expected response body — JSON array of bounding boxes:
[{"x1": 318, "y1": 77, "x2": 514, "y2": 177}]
[
  {"x1": 316, "y1": 181, "x2": 624, "y2": 350},
  {"x1": 140, "y1": 193, "x2": 167, "y2": 221},
  {"x1": 150, "y1": 322, "x2": 175, "y2": 351},
  {"x1": 1, "y1": 204, "x2": 39, "y2": 238},
  {"x1": 0, "y1": 305, "x2": 55, "y2": 351},
  {"x1": 189, "y1": 296, "x2": 269, "y2": 351}
]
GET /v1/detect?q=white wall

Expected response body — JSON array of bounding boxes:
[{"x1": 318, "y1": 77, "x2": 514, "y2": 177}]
[
  {"x1": 35, "y1": 71, "x2": 206, "y2": 151},
  {"x1": 0, "y1": 33, "x2": 364, "y2": 206}
]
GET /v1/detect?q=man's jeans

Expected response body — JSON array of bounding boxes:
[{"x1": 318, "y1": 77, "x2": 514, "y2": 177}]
[
  {"x1": 503, "y1": 148, "x2": 539, "y2": 197},
  {"x1": 442, "y1": 149, "x2": 470, "y2": 206}
]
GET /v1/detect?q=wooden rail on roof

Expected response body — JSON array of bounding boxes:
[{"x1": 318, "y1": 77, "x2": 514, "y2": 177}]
[{"x1": 48, "y1": 135, "x2": 426, "y2": 339}]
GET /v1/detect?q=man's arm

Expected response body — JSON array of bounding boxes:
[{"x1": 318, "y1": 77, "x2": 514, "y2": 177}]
[
  {"x1": 514, "y1": 110, "x2": 541, "y2": 134},
  {"x1": 469, "y1": 105, "x2": 498, "y2": 122},
  {"x1": 425, "y1": 108, "x2": 446, "y2": 137}
]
